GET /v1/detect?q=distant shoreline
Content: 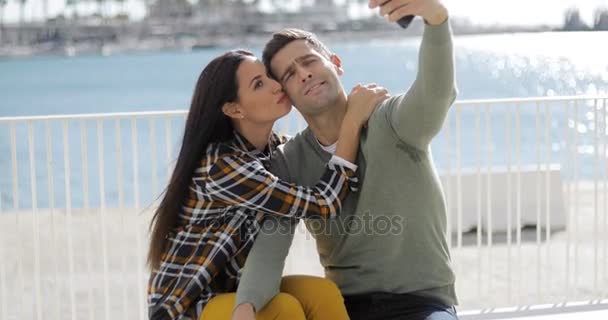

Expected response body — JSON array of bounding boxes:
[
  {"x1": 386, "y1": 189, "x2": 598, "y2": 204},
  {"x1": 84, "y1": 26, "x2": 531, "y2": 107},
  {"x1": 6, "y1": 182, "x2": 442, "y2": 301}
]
[{"x1": 0, "y1": 19, "x2": 586, "y2": 60}]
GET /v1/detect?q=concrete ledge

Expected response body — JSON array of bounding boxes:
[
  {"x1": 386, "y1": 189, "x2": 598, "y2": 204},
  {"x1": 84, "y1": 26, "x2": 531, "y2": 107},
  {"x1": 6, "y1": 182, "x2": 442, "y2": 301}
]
[{"x1": 441, "y1": 164, "x2": 566, "y2": 233}]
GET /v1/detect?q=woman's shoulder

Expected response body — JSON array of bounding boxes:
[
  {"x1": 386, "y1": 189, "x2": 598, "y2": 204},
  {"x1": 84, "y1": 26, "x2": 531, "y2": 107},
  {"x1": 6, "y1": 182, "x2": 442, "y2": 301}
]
[
  {"x1": 200, "y1": 140, "x2": 256, "y2": 171},
  {"x1": 204, "y1": 141, "x2": 247, "y2": 162}
]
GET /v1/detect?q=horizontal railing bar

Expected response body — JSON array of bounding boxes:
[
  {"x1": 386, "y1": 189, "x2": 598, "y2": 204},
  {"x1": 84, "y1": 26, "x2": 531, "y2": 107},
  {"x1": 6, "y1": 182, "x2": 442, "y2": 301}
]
[
  {"x1": 0, "y1": 110, "x2": 188, "y2": 122},
  {"x1": 1, "y1": 96, "x2": 607, "y2": 123}
]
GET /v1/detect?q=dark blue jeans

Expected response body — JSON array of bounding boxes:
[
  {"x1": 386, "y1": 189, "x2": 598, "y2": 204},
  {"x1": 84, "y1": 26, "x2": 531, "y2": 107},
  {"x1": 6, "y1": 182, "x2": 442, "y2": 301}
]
[{"x1": 344, "y1": 292, "x2": 458, "y2": 320}]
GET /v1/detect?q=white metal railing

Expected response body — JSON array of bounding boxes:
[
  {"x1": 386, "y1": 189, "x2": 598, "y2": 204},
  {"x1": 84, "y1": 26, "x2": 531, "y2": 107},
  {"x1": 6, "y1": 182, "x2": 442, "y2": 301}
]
[
  {"x1": 441, "y1": 96, "x2": 608, "y2": 310},
  {"x1": 0, "y1": 95, "x2": 607, "y2": 319}
]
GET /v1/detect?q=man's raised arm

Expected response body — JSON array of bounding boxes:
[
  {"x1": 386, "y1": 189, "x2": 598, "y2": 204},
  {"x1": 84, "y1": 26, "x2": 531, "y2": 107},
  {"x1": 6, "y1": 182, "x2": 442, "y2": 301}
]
[{"x1": 371, "y1": 0, "x2": 457, "y2": 149}]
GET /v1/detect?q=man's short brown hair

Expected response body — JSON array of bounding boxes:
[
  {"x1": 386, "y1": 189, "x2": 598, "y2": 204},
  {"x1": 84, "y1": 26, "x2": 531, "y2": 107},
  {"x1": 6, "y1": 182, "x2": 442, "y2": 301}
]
[{"x1": 262, "y1": 28, "x2": 332, "y2": 78}]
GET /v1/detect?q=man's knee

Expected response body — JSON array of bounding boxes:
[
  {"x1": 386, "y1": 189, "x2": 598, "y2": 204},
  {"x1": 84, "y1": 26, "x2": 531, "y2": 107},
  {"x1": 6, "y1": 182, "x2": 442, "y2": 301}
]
[{"x1": 423, "y1": 307, "x2": 458, "y2": 320}]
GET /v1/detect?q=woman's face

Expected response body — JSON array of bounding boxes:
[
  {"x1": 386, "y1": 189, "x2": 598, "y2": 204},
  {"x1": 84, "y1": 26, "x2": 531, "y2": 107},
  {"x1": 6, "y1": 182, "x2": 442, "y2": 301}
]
[{"x1": 233, "y1": 57, "x2": 292, "y2": 124}]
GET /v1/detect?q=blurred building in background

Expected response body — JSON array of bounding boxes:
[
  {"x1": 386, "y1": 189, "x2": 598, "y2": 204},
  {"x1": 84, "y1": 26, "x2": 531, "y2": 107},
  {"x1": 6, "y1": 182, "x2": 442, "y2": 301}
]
[{"x1": 0, "y1": 0, "x2": 606, "y2": 57}]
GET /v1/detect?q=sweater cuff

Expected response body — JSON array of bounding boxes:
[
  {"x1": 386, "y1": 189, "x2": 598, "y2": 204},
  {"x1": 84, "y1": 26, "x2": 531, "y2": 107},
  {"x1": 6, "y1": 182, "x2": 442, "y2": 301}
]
[
  {"x1": 234, "y1": 290, "x2": 271, "y2": 315},
  {"x1": 423, "y1": 17, "x2": 452, "y2": 46}
]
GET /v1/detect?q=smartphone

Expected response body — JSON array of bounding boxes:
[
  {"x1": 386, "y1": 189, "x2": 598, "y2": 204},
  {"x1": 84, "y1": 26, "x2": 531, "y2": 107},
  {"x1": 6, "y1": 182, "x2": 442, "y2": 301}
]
[
  {"x1": 397, "y1": 15, "x2": 415, "y2": 29},
  {"x1": 379, "y1": 0, "x2": 415, "y2": 29}
]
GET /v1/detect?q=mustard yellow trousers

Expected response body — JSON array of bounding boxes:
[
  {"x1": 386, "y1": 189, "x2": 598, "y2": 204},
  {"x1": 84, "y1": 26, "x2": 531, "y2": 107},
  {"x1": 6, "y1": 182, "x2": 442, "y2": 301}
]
[{"x1": 200, "y1": 275, "x2": 349, "y2": 320}]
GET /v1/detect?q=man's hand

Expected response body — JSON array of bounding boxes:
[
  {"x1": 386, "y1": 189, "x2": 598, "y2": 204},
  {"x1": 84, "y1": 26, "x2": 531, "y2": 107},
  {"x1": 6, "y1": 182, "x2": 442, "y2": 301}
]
[
  {"x1": 368, "y1": 0, "x2": 448, "y2": 26},
  {"x1": 232, "y1": 303, "x2": 256, "y2": 320}
]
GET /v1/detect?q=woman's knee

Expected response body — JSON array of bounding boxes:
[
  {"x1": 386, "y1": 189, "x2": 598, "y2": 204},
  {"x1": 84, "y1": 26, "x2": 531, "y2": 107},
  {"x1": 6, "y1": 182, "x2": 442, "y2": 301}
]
[
  {"x1": 279, "y1": 275, "x2": 349, "y2": 320},
  {"x1": 281, "y1": 276, "x2": 348, "y2": 320},
  {"x1": 281, "y1": 275, "x2": 343, "y2": 302},
  {"x1": 200, "y1": 293, "x2": 236, "y2": 320},
  {"x1": 259, "y1": 293, "x2": 306, "y2": 320}
]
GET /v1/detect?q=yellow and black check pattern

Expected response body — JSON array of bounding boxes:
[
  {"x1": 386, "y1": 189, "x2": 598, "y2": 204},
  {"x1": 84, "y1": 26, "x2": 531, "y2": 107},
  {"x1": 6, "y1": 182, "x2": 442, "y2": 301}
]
[{"x1": 147, "y1": 131, "x2": 358, "y2": 320}]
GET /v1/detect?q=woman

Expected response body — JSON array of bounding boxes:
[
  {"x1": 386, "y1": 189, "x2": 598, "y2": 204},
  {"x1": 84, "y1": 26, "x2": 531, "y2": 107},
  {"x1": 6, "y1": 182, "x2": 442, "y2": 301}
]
[{"x1": 147, "y1": 49, "x2": 388, "y2": 320}]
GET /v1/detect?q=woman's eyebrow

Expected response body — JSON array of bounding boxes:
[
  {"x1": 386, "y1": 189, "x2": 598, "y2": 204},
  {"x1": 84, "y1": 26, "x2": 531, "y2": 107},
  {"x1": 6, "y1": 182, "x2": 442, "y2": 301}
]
[{"x1": 249, "y1": 74, "x2": 262, "y2": 88}]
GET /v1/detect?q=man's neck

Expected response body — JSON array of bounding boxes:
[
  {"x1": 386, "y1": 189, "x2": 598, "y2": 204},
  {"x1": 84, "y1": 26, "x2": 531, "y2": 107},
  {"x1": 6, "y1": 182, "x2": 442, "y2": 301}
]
[{"x1": 303, "y1": 95, "x2": 348, "y2": 147}]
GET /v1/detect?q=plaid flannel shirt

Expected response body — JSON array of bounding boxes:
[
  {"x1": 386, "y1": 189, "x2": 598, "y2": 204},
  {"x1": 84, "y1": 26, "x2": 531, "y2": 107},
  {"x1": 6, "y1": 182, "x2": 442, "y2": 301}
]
[{"x1": 147, "y1": 131, "x2": 358, "y2": 320}]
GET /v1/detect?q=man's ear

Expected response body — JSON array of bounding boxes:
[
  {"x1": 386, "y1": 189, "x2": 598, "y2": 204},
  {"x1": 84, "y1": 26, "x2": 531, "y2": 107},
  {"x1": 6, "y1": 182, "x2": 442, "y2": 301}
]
[
  {"x1": 330, "y1": 54, "x2": 344, "y2": 76},
  {"x1": 222, "y1": 102, "x2": 245, "y2": 119}
]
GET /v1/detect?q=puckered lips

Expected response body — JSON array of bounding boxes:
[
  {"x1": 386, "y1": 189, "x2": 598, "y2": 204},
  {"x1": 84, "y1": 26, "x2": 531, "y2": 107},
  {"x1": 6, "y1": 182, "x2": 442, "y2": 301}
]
[
  {"x1": 276, "y1": 93, "x2": 288, "y2": 104},
  {"x1": 304, "y1": 80, "x2": 327, "y2": 96}
]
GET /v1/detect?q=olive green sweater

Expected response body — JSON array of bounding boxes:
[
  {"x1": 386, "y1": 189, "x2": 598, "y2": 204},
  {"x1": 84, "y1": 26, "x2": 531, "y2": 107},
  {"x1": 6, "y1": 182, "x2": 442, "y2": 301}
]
[{"x1": 236, "y1": 19, "x2": 458, "y2": 311}]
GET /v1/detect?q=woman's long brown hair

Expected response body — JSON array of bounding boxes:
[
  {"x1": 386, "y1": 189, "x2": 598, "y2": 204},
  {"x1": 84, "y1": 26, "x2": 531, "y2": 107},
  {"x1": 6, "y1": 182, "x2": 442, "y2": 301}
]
[{"x1": 147, "y1": 50, "x2": 255, "y2": 270}]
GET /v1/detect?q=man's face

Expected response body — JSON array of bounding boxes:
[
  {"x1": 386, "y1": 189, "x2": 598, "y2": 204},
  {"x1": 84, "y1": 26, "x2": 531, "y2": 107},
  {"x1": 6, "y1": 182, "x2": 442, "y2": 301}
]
[{"x1": 269, "y1": 40, "x2": 344, "y2": 116}]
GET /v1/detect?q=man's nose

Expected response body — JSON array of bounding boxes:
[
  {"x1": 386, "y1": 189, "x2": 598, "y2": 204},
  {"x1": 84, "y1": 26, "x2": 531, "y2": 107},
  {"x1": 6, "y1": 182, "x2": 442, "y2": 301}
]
[
  {"x1": 296, "y1": 67, "x2": 312, "y2": 83},
  {"x1": 300, "y1": 73, "x2": 312, "y2": 83}
]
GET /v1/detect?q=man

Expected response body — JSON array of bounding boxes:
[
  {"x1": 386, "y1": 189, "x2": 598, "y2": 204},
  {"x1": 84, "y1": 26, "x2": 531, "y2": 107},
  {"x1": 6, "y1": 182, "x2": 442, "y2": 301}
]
[{"x1": 234, "y1": 0, "x2": 458, "y2": 319}]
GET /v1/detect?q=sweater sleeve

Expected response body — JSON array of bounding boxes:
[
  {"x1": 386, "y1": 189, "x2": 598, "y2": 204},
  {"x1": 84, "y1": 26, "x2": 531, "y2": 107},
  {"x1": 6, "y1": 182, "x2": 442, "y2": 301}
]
[
  {"x1": 388, "y1": 19, "x2": 458, "y2": 150},
  {"x1": 234, "y1": 216, "x2": 298, "y2": 311},
  {"x1": 234, "y1": 154, "x2": 298, "y2": 311}
]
